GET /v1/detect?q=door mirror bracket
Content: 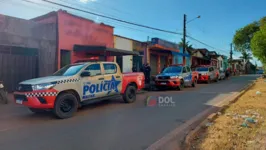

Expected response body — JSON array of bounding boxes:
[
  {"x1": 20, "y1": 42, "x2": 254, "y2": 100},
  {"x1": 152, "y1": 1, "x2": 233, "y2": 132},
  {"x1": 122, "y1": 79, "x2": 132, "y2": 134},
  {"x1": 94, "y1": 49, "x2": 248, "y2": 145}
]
[{"x1": 80, "y1": 72, "x2": 91, "y2": 77}]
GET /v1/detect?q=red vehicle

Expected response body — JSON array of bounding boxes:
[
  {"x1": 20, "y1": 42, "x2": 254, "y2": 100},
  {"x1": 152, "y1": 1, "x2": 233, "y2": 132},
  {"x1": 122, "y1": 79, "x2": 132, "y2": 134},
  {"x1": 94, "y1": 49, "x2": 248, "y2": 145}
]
[
  {"x1": 155, "y1": 65, "x2": 197, "y2": 90},
  {"x1": 14, "y1": 62, "x2": 145, "y2": 119},
  {"x1": 195, "y1": 65, "x2": 219, "y2": 83}
]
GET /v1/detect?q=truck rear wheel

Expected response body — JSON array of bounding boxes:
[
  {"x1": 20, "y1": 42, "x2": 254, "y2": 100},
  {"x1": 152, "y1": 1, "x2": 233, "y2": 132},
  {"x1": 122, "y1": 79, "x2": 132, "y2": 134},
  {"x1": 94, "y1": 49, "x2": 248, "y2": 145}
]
[
  {"x1": 215, "y1": 76, "x2": 219, "y2": 82},
  {"x1": 192, "y1": 79, "x2": 196, "y2": 87},
  {"x1": 207, "y1": 77, "x2": 211, "y2": 84},
  {"x1": 53, "y1": 93, "x2": 78, "y2": 119},
  {"x1": 123, "y1": 85, "x2": 137, "y2": 103}
]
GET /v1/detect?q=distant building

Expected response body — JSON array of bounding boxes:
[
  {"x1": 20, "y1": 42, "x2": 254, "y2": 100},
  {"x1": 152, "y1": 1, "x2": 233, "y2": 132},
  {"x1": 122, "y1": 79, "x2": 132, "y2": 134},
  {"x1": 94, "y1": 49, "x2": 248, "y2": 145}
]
[
  {"x1": 191, "y1": 48, "x2": 211, "y2": 69},
  {"x1": 230, "y1": 59, "x2": 244, "y2": 73},
  {"x1": 148, "y1": 38, "x2": 180, "y2": 75},
  {"x1": 114, "y1": 35, "x2": 139, "y2": 73}
]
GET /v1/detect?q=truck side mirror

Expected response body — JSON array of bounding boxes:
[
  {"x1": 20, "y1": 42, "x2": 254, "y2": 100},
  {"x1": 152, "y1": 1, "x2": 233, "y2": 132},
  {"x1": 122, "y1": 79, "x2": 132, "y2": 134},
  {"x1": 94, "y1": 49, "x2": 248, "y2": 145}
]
[{"x1": 80, "y1": 72, "x2": 91, "y2": 77}]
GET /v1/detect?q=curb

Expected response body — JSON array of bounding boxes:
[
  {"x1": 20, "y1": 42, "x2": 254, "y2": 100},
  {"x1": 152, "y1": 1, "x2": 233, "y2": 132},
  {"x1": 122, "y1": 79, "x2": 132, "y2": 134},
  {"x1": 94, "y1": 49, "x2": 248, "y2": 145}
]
[{"x1": 183, "y1": 80, "x2": 256, "y2": 150}]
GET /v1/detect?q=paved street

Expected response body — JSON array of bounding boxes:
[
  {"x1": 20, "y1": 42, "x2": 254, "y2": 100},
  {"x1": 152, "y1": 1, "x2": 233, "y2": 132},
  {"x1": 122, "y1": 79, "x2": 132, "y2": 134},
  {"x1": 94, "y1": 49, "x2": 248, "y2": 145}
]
[{"x1": 0, "y1": 75, "x2": 259, "y2": 150}]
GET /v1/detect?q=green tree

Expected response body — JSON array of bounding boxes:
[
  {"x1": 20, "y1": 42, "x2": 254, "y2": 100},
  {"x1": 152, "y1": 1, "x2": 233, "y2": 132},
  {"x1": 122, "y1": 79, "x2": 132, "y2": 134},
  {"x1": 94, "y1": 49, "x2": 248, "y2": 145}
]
[
  {"x1": 239, "y1": 51, "x2": 252, "y2": 74},
  {"x1": 233, "y1": 22, "x2": 260, "y2": 52},
  {"x1": 251, "y1": 20, "x2": 266, "y2": 65},
  {"x1": 179, "y1": 39, "x2": 193, "y2": 51},
  {"x1": 233, "y1": 17, "x2": 266, "y2": 71},
  {"x1": 239, "y1": 51, "x2": 252, "y2": 62}
]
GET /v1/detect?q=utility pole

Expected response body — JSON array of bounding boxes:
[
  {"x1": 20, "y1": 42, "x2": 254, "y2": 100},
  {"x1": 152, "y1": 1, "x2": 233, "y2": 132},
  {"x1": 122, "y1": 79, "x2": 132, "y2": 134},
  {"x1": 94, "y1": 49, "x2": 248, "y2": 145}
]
[
  {"x1": 183, "y1": 14, "x2": 187, "y2": 65},
  {"x1": 230, "y1": 43, "x2": 233, "y2": 61},
  {"x1": 144, "y1": 36, "x2": 149, "y2": 64}
]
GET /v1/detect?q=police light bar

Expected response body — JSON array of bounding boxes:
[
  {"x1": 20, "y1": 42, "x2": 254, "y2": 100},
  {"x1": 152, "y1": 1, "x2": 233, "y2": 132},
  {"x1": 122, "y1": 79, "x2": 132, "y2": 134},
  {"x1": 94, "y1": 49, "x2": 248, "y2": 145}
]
[{"x1": 88, "y1": 56, "x2": 99, "y2": 60}]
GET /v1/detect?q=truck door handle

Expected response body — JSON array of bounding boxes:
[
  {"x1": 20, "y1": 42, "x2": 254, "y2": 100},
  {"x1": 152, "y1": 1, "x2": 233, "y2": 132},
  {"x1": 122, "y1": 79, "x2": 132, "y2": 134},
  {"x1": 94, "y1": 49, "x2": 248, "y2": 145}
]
[
  {"x1": 116, "y1": 76, "x2": 120, "y2": 78},
  {"x1": 98, "y1": 78, "x2": 104, "y2": 80}
]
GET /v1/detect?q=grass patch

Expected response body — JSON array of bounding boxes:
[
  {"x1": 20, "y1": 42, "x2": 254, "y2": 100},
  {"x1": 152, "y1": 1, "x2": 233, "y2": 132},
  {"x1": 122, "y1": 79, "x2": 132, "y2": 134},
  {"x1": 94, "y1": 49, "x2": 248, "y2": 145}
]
[{"x1": 193, "y1": 78, "x2": 266, "y2": 150}]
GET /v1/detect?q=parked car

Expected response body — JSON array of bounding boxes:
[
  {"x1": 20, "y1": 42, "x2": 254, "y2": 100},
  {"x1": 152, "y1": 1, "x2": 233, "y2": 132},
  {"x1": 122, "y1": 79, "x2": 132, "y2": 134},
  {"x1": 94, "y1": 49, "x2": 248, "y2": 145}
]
[
  {"x1": 219, "y1": 69, "x2": 226, "y2": 80},
  {"x1": 195, "y1": 66, "x2": 219, "y2": 83},
  {"x1": 155, "y1": 65, "x2": 197, "y2": 90},
  {"x1": 14, "y1": 62, "x2": 145, "y2": 119}
]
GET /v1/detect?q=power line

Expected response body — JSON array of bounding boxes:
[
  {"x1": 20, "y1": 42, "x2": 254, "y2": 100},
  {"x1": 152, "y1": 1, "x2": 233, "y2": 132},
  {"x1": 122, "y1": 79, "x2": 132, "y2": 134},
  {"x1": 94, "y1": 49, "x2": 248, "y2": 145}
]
[
  {"x1": 103, "y1": 20, "x2": 173, "y2": 38},
  {"x1": 19, "y1": 0, "x2": 59, "y2": 10},
  {"x1": 38, "y1": 0, "x2": 183, "y2": 35},
  {"x1": 187, "y1": 35, "x2": 229, "y2": 53},
  {"x1": 20, "y1": 0, "x2": 97, "y2": 21},
  {"x1": 20, "y1": 0, "x2": 231, "y2": 56},
  {"x1": 78, "y1": 0, "x2": 133, "y2": 16},
  {"x1": 20, "y1": 0, "x2": 178, "y2": 38}
]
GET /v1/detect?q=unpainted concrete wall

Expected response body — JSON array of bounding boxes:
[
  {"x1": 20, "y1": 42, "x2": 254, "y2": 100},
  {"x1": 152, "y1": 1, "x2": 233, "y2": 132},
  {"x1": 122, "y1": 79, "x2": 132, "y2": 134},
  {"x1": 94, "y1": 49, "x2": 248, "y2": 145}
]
[{"x1": 0, "y1": 14, "x2": 57, "y2": 76}]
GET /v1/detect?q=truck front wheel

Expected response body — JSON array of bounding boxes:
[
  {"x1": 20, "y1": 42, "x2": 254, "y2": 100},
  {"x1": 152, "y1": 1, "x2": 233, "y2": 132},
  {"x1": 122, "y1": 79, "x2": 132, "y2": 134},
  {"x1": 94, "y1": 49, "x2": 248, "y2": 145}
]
[
  {"x1": 53, "y1": 93, "x2": 78, "y2": 119},
  {"x1": 192, "y1": 78, "x2": 196, "y2": 87},
  {"x1": 177, "y1": 80, "x2": 184, "y2": 91},
  {"x1": 123, "y1": 85, "x2": 137, "y2": 103}
]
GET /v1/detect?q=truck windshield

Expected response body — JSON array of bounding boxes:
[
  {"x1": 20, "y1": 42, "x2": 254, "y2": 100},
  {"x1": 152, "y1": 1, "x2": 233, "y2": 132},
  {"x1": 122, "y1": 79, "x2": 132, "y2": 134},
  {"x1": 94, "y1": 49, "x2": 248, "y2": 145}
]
[
  {"x1": 53, "y1": 64, "x2": 85, "y2": 76},
  {"x1": 196, "y1": 67, "x2": 208, "y2": 72},
  {"x1": 163, "y1": 66, "x2": 182, "y2": 73}
]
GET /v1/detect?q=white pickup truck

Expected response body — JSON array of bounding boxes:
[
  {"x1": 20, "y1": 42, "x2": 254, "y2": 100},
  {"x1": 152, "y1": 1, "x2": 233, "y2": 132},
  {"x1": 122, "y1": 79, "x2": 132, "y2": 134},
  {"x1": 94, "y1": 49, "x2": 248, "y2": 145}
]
[
  {"x1": 195, "y1": 66, "x2": 219, "y2": 83},
  {"x1": 14, "y1": 62, "x2": 145, "y2": 119}
]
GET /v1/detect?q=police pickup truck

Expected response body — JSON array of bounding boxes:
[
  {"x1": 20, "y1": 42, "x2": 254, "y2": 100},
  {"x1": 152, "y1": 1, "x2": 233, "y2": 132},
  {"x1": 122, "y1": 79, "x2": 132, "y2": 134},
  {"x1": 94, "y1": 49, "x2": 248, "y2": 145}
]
[
  {"x1": 155, "y1": 65, "x2": 197, "y2": 90},
  {"x1": 195, "y1": 65, "x2": 219, "y2": 83},
  {"x1": 14, "y1": 62, "x2": 145, "y2": 119}
]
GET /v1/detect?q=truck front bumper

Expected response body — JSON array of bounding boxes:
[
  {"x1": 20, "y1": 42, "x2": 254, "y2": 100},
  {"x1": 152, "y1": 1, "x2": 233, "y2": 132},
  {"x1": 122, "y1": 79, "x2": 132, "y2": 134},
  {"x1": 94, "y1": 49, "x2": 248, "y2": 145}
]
[
  {"x1": 13, "y1": 89, "x2": 58, "y2": 109},
  {"x1": 155, "y1": 79, "x2": 181, "y2": 88},
  {"x1": 197, "y1": 75, "x2": 209, "y2": 82}
]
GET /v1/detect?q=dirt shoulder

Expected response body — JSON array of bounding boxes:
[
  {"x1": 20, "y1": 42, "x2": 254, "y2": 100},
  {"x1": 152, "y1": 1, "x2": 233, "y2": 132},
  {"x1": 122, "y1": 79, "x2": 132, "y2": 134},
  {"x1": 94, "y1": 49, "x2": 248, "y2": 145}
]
[{"x1": 191, "y1": 78, "x2": 266, "y2": 150}]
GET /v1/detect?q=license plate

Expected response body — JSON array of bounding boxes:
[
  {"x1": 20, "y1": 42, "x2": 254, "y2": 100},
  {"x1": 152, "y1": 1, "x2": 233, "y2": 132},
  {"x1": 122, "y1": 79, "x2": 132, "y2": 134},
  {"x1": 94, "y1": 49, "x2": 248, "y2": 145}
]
[
  {"x1": 16, "y1": 99, "x2": 23, "y2": 104},
  {"x1": 161, "y1": 82, "x2": 167, "y2": 85}
]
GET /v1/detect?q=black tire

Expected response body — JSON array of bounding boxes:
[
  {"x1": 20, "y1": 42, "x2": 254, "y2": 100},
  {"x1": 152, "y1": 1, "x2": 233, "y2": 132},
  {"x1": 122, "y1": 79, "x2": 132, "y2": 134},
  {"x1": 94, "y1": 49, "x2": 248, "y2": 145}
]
[
  {"x1": 29, "y1": 108, "x2": 46, "y2": 113},
  {"x1": 192, "y1": 78, "x2": 196, "y2": 87},
  {"x1": 123, "y1": 85, "x2": 137, "y2": 103},
  {"x1": 177, "y1": 80, "x2": 185, "y2": 91},
  {"x1": 156, "y1": 86, "x2": 164, "y2": 91},
  {"x1": 0, "y1": 90, "x2": 8, "y2": 104},
  {"x1": 215, "y1": 76, "x2": 219, "y2": 82},
  {"x1": 207, "y1": 77, "x2": 211, "y2": 84},
  {"x1": 53, "y1": 93, "x2": 79, "y2": 119}
]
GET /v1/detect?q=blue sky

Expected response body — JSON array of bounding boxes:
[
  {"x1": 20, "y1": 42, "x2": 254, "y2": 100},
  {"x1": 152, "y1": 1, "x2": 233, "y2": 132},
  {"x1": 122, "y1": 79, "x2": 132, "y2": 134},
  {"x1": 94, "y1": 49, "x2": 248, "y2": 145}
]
[{"x1": 0, "y1": 0, "x2": 265, "y2": 65}]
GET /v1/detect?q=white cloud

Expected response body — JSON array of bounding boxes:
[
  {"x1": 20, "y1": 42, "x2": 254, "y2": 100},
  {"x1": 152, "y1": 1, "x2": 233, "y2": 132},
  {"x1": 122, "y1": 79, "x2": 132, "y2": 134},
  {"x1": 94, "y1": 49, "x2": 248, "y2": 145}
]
[{"x1": 79, "y1": 0, "x2": 97, "y2": 3}]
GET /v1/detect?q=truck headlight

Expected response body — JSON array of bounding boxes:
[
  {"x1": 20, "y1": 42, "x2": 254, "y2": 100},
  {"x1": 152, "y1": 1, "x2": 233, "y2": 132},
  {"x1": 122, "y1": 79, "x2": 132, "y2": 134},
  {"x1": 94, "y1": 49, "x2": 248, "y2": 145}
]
[
  {"x1": 32, "y1": 83, "x2": 56, "y2": 91},
  {"x1": 170, "y1": 76, "x2": 179, "y2": 79}
]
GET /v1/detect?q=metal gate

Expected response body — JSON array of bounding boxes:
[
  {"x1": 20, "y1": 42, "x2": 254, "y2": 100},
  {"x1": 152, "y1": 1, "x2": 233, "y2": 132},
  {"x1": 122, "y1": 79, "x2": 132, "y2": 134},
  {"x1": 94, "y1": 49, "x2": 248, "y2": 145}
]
[
  {"x1": 116, "y1": 56, "x2": 123, "y2": 72},
  {"x1": 0, "y1": 45, "x2": 38, "y2": 92},
  {"x1": 133, "y1": 56, "x2": 143, "y2": 72},
  {"x1": 160, "y1": 56, "x2": 167, "y2": 73},
  {"x1": 150, "y1": 54, "x2": 157, "y2": 75}
]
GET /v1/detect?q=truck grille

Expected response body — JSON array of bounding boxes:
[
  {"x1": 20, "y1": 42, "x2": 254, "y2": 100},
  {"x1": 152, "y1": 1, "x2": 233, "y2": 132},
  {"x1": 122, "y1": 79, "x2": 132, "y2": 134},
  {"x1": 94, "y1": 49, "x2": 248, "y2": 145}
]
[
  {"x1": 158, "y1": 76, "x2": 170, "y2": 80},
  {"x1": 14, "y1": 94, "x2": 28, "y2": 101},
  {"x1": 16, "y1": 84, "x2": 33, "y2": 92}
]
